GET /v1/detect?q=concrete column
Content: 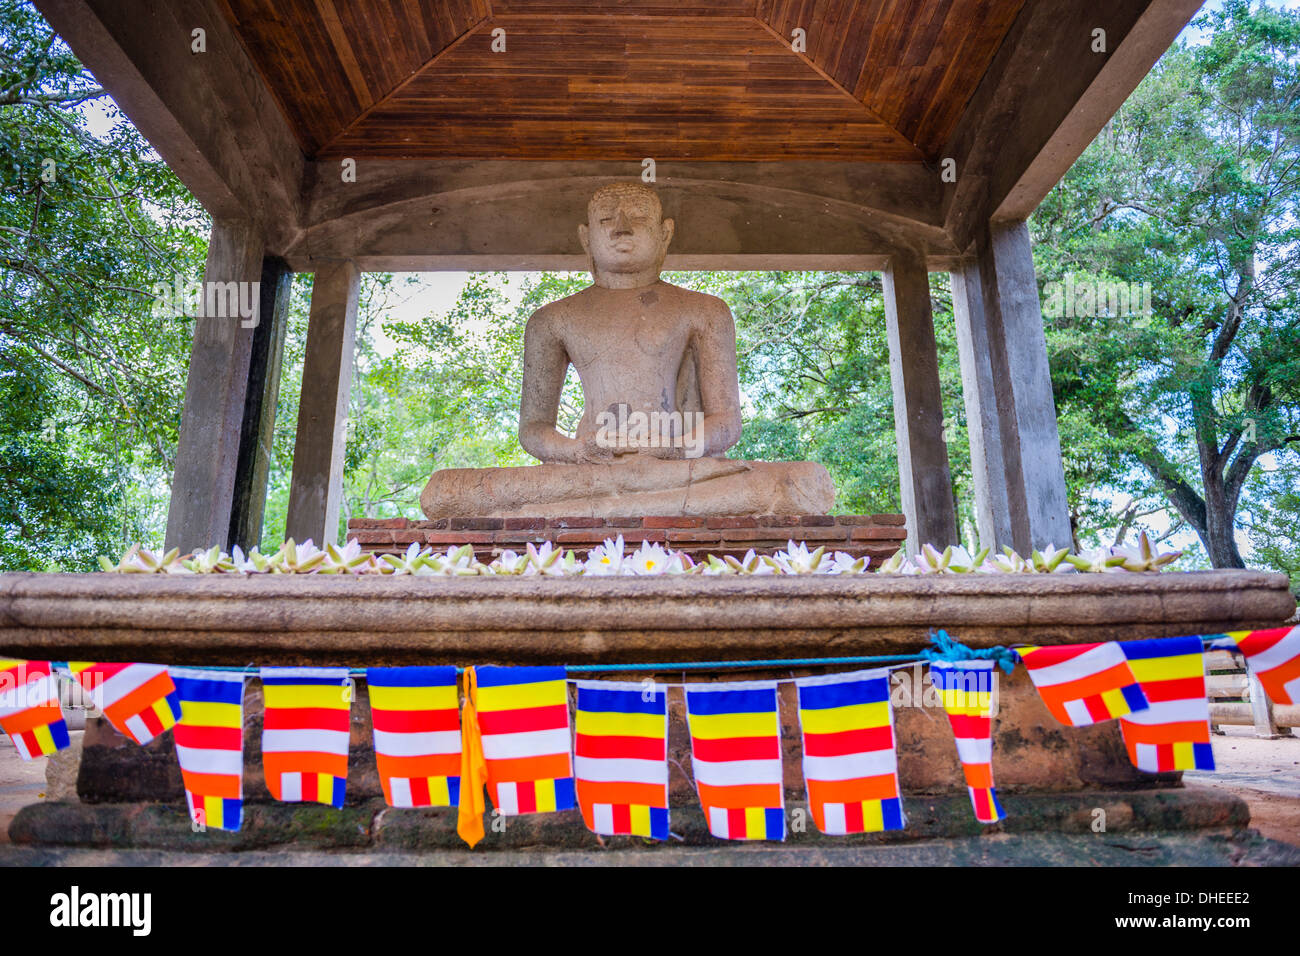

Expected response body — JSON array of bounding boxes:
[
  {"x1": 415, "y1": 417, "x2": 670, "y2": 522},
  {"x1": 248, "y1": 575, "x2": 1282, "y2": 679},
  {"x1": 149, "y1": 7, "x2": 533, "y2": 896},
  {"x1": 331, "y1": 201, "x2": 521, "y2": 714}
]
[
  {"x1": 882, "y1": 249, "x2": 959, "y2": 553},
  {"x1": 950, "y1": 262, "x2": 1014, "y2": 549},
  {"x1": 974, "y1": 219, "x2": 1072, "y2": 552},
  {"x1": 165, "y1": 220, "x2": 265, "y2": 554},
  {"x1": 285, "y1": 260, "x2": 359, "y2": 547},
  {"x1": 228, "y1": 256, "x2": 292, "y2": 551}
]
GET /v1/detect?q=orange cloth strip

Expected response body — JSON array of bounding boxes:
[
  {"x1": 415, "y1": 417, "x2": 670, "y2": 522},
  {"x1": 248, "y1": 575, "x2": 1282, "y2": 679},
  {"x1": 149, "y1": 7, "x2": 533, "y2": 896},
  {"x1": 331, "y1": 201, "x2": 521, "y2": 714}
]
[{"x1": 457, "y1": 668, "x2": 487, "y2": 849}]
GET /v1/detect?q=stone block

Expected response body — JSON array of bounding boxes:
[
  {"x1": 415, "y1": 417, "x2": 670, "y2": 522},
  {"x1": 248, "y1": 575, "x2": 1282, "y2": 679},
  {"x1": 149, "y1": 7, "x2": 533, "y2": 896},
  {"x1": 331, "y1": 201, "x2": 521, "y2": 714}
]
[
  {"x1": 644, "y1": 516, "x2": 706, "y2": 529},
  {"x1": 549, "y1": 517, "x2": 606, "y2": 529}
]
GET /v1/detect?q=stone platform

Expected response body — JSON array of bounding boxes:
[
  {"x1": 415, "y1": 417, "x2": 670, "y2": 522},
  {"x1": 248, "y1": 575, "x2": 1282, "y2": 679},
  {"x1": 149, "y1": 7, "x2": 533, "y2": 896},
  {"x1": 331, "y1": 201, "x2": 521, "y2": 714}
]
[{"x1": 346, "y1": 513, "x2": 909, "y2": 565}]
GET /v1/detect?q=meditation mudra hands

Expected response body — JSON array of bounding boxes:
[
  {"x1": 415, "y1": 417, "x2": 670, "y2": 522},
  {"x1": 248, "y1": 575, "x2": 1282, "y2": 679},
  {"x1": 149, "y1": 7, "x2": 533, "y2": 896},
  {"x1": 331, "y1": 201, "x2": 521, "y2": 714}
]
[{"x1": 419, "y1": 182, "x2": 835, "y2": 519}]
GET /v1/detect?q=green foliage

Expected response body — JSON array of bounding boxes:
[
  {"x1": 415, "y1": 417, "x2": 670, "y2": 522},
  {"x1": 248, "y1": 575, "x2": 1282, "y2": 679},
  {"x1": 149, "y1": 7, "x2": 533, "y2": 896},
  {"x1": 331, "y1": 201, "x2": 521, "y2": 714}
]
[{"x1": 1, "y1": 0, "x2": 206, "y2": 568}]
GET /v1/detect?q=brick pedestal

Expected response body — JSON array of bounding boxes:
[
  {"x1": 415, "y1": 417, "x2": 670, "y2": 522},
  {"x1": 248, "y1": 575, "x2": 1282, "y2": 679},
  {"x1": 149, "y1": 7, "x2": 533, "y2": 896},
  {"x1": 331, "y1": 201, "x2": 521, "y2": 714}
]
[{"x1": 347, "y1": 513, "x2": 908, "y2": 566}]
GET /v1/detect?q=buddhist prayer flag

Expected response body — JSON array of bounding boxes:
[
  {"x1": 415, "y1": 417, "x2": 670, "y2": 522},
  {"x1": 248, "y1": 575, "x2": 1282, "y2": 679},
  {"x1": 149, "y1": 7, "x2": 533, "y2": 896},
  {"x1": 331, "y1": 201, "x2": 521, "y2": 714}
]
[
  {"x1": 1017, "y1": 642, "x2": 1149, "y2": 726},
  {"x1": 366, "y1": 666, "x2": 461, "y2": 808},
  {"x1": 171, "y1": 667, "x2": 246, "y2": 831},
  {"x1": 0, "y1": 660, "x2": 70, "y2": 760},
  {"x1": 68, "y1": 662, "x2": 181, "y2": 745},
  {"x1": 1213, "y1": 627, "x2": 1300, "y2": 706},
  {"x1": 930, "y1": 660, "x2": 1004, "y2": 824},
  {"x1": 574, "y1": 680, "x2": 669, "y2": 840},
  {"x1": 1119, "y1": 637, "x2": 1215, "y2": 773},
  {"x1": 795, "y1": 669, "x2": 905, "y2": 835},
  {"x1": 475, "y1": 666, "x2": 575, "y2": 815},
  {"x1": 685, "y1": 681, "x2": 785, "y2": 841},
  {"x1": 260, "y1": 667, "x2": 351, "y2": 808}
]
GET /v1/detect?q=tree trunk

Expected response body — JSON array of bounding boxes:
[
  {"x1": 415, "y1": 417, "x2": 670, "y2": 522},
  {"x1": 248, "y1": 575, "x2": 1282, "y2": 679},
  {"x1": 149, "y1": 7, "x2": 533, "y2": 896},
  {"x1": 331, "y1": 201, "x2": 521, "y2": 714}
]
[{"x1": 1200, "y1": 461, "x2": 1246, "y2": 568}]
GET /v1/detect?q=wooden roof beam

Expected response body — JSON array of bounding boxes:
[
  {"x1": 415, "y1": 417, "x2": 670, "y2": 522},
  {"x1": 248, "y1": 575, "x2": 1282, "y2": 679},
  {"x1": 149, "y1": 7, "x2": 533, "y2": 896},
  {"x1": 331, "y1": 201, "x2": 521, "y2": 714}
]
[{"x1": 34, "y1": 0, "x2": 306, "y2": 252}]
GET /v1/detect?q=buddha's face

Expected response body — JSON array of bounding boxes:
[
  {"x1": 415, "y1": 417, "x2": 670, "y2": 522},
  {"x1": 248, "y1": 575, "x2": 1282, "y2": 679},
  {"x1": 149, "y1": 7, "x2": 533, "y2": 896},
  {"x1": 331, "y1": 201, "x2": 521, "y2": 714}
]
[{"x1": 579, "y1": 186, "x2": 674, "y2": 284}]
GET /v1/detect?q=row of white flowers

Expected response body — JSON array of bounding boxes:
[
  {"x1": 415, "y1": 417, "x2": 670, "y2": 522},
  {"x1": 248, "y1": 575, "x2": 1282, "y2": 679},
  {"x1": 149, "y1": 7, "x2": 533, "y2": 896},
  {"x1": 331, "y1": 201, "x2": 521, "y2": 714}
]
[{"x1": 99, "y1": 532, "x2": 1181, "y2": 577}]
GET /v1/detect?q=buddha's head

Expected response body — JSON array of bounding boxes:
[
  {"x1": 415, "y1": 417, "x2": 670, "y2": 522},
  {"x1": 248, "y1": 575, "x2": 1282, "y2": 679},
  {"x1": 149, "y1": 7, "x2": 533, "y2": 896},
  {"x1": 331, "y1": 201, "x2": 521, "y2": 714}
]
[{"x1": 579, "y1": 183, "x2": 675, "y2": 289}]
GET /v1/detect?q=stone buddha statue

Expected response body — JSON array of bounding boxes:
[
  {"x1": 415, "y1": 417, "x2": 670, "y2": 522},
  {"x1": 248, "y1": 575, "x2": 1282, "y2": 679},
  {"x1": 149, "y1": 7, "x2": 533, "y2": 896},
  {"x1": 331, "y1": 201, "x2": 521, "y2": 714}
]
[{"x1": 420, "y1": 182, "x2": 835, "y2": 519}]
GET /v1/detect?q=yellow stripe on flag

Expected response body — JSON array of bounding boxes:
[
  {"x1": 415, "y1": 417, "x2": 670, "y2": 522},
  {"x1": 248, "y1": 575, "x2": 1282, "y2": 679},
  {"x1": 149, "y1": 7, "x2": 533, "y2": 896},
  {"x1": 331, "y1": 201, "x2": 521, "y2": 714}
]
[
  {"x1": 179, "y1": 700, "x2": 243, "y2": 728},
  {"x1": 1100, "y1": 687, "x2": 1129, "y2": 717},
  {"x1": 798, "y1": 701, "x2": 890, "y2": 734},
  {"x1": 576, "y1": 710, "x2": 664, "y2": 738},
  {"x1": 1126, "y1": 654, "x2": 1203, "y2": 683},
  {"x1": 862, "y1": 799, "x2": 884, "y2": 833},
  {"x1": 688, "y1": 710, "x2": 777, "y2": 740},
  {"x1": 475, "y1": 680, "x2": 567, "y2": 712},
  {"x1": 630, "y1": 804, "x2": 652, "y2": 837},
  {"x1": 262, "y1": 684, "x2": 350, "y2": 710},
  {"x1": 534, "y1": 779, "x2": 556, "y2": 813},
  {"x1": 744, "y1": 806, "x2": 766, "y2": 838},
  {"x1": 428, "y1": 776, "x2": 450, "y2": 805},
  {"x1": 367, "y1": 684, "x2": 458, "y2": 712},
  {"x1": 31, "y1": 723, "x2": 54, "y2": 755}
]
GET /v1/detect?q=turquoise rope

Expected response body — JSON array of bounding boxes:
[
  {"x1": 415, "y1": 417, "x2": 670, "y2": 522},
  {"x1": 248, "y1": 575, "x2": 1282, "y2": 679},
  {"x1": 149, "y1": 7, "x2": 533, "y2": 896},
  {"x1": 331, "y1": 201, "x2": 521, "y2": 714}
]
[{"x1": 47, "y1": 634, "x2": 1236, "y2": 680}]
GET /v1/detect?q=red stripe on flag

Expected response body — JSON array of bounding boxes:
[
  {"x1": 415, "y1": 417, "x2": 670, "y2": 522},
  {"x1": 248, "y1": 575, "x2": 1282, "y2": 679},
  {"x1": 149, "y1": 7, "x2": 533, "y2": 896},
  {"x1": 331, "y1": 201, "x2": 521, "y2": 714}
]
[
  {"x1": 137, "y1": 705, "x2": 164, "y2": 739},
  {"x1": 262, "y1": 707, "x2": 350, "y2": 731},
  {"x1": 1021, "y1": 644, "x2": 1103, "y2": 668},
  {"x1": 1141, "y1": 676, "x2": 1206, "y2": 703},
  {"x1": 1083, "y1": 694, "x2": 1110, "y2": 723},
  {"x1": 476, "y1": 704, "x2": 570, "y2": 736},
  {"x1": 947, "y1": 714, "x2": 991, "y2": 736},
  {"x1": 844, "y1": 801, "x2": 864, "y2": 832},
  {"x1": 613, "y1": 803, "x2": 631, "y2": 834},
  {"x1": 410, "y1": 776, "x2": 430, "y2": 805},
  {"x1": 302, "y1": 773, "x2": 318, "y2": 802},
  {"x1": 801, "y1": 725, "x2": 893, "y2": 757},
  {"x1": 370, "y1": 709, "x2": 459, "y2": 734},
  {"x1": 574, "y1": 734, "x2": 665, "y2": 760},
  {"x1": 727, "y1": 807, "x2": 745, "y2": 838},
  {"x1": 691, "y1": 735, "x2": 779, "y2": 762},
  {"x1": 516, "y1": 782, "x2": 537, "y2": 814},
  {"x1": 174, "y1": 725, "x2": 242, "y2": 750}
]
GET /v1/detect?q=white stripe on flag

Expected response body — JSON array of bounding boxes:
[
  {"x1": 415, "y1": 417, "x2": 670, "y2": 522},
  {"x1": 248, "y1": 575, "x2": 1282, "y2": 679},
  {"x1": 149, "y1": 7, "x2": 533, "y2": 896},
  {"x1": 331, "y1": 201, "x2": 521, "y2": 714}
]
[
  {"x1": 1246, "y1": 627, "x2": 1300, "y2": 672},
  {"x1": 1063, "y1": 698, "x2": 1096, "y2": 726},
  {"x1": 389, "y1": 777, "x2": 413, "y2": 808},
  {"x1": 0, "y1": 673, "x2": 58, "y2": 714},
  {"x1": 801, "y1": 749, "x2": 897, "y2": 782},
  {"x1": 1134, "y1": 743, "x2": 1160, "y2": 772},
  {"x1": 573, "y1": 756, "x2": 666, "y2": 786},
  {"x1": 1121, "y1": 697, "x2": 1207, "y2": 726},
  {"x1": 1025, "y1": 643, "x2": 1126, "y2": 687},
  {"x1": 261, "y1": 728, "x2": 350, "y2": 754},
  {"x1": 592, "y1": 803, "x2": 615, "y2": 834},
  {"x1": 707, "y1": 806, "x2": 729, "y2": 838},
  {"x1": 1283, "y1": 673, "x2": 1300, "y2": 704},
  {"x1": 495, "y1": 781, "x2": 519, "y2": 815},
  {"x1": 481, "y1": 727, "x2": 570, "y2": 761},
  {"x1": 822, "y1": 802, "x2": 847, "y2": 835},
  {"x1": 94, "y1": 665, "x2": 165, "y2": 709},
  {"x1": 372, "y1": 729, "x2": 461, "y2": 757},
  {"x1": 690, "y1": 757, "x2": 782, "y2": 788},
  {"x1": 280, "y1": 771, "x2": 303, "y2": 801},
  {"x1": 954, "y1": 736, "x2": 992, "y2": 766},
  {"x1": 124, "y1": 713, "x2": 151, "y2": 743},
  {"x1": 174, "y1": 746, "x2": 243, "y2": 776},
  {"x1": 12, "y1": 735, "x2": 32, "y2": 760}
]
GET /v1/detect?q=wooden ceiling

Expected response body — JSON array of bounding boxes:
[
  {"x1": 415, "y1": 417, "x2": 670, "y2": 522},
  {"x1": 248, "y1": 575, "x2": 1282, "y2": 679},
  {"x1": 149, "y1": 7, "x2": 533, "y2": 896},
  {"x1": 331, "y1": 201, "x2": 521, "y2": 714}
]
[{"x1": 218, "y1": 0, "x2": 1027, "y2": 162}]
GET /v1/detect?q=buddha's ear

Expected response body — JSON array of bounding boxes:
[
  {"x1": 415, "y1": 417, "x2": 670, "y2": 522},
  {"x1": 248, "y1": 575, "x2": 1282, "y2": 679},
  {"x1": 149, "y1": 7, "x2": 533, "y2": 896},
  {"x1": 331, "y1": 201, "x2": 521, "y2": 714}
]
[
  {"x1": 578, "y1": 223, "x2": 590, "y2": 254},
  {"x1": 661, "y1": 217, "x2": 675, "y2": 247}
]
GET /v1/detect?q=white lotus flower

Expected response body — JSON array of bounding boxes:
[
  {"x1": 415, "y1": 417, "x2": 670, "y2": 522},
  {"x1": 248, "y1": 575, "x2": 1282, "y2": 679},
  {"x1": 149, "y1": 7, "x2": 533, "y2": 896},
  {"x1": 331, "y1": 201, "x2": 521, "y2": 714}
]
[
  {"x1": 584, "y1": 536, "x2": 626, "y2": 576},
  {"x1": 490, "y1": 549, "x2": 530, "y2": 575},
  {"x1": 723, "y1": 549, "x2": 776, "y2": 575},
  {"x1": 830, "y1": 551, "x2": 870, "y2": 574},
  {"x1": 626, "y1": 540, "x2": 682, "y2": 575},
  {"x1": 771, "y1": 540, "x2": 832, "y2": 574}
]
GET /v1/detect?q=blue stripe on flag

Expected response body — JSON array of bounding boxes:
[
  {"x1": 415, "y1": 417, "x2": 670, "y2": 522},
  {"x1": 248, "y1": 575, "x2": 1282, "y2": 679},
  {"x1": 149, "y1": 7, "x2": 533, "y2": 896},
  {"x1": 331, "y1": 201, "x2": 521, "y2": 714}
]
[
  {"x1": 685, "y1": 687, "x2": 775, "y2": 715},
  {"x1": 765, "y1": 807, "x2": 786, "y2": 840},
  {"x1": 475, "y1": 666, "x2": 567, "y2": 688},
  {"x1": 928, "y1": 666, "x2": 994, "y2": 693},
  {"x1": 881, "y1": 797, "x2": 904, "y2": 831},
  {"x1": 330, "y1": 776, "x2": 347, "y2": 809},
  {"x1": 175, "y1": 677, "x2": 244, "y2": 706},
  {"x1": 798, "y1": 676, "x2": 890, "y2": 710},
  {"x1": 1117, "y1": 636, "x2": 1203, "y2": 659},
  {"x1": 649, "y1": 806, "x2": 670, "y2": 841},
  {"x1": 50, "y1": 720, "x2": 70, "y2": 751},
  {"x1": 447, "y1": 776, "x2": 461, "y2": 807},
  {"x1": 366, "y1": 666, "x2": 457, "y2": 688},
  {"x1": 576, "y1": 686, "x2": 666, "y2": 715},
  {"x1": 554, "y1": 776, "x2": 576, "y2": 811},
  {"x1": 1120, "y1": 683, "x2": 1149, "y2": 712}
]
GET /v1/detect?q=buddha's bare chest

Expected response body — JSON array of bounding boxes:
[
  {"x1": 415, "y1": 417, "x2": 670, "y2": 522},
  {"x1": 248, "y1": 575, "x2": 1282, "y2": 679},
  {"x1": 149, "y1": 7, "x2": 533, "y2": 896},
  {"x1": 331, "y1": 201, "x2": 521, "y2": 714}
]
[{"x1": 561, "y1": 308, "x2": 693, "y2": 374}]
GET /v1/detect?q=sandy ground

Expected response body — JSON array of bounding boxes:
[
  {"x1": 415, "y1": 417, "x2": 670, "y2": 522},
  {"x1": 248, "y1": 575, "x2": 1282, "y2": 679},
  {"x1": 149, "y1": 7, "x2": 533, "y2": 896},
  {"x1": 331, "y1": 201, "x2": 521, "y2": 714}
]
[{"x1": 2, "y1": 725, "x2": 1297, "y2": 850}]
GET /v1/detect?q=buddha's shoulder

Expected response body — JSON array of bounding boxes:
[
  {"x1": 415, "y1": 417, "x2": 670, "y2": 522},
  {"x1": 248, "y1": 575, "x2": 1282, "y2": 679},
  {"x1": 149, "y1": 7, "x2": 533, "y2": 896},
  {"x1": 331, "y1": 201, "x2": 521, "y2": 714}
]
[{"x1": 656, "y1": 281, "x2": 733, "y2": 318}]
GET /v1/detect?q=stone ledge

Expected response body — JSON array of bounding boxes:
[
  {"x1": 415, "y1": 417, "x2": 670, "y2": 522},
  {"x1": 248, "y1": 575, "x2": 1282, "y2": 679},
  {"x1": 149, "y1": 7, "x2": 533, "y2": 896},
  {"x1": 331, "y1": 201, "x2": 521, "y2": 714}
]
[
  {"x1": 0, "y1": 571, "x2": 1292, "y2": 667},
  {"x1": 6, "y1": 789, "x2": 1253, "y2": 853}
]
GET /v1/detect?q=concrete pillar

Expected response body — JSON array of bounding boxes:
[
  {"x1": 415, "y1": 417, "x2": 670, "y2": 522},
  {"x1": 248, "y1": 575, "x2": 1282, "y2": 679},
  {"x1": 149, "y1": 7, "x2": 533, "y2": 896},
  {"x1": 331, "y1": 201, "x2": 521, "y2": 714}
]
[
  {"x1": 974, "y1": 219, "x2": 1072, "y2": 552},
  {"x1": 950, "y1": 262, "x2": 1014, "y2": 550},
  {"x1": 285, "y1": 260, "x2": 359, "y2": 547},
  {"x1": 228, "y1": 256, "x2": 292, "y2": 551},
  {"x1": 882, "y1": 249, "x2": 959, "y2": 553},
  {"x1": 165, "y1": 220, "x2": 266, "y2": 554}
]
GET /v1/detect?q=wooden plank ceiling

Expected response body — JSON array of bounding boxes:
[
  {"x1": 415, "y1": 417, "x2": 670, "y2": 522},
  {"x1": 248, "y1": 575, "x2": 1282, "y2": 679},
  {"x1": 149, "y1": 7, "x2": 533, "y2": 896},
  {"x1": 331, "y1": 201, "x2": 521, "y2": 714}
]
[{"x1": 219, "y1": 0, "x2": 1027, "y2": 162}]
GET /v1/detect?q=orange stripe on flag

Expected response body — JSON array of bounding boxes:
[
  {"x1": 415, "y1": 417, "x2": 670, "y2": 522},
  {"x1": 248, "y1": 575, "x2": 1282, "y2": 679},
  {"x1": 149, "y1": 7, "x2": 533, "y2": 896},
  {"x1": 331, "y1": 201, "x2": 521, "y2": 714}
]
[
  {"x1": 805, "y1": 775, "x2": 898, "y2": 805},
  {"x1": 486, "y1": 753, "x2": 571, "y2": 784},
  {"x1": 962, "y1": 763, "x2": 994, "y2": 788},
  {"x1": 0, "y1": 705, "x2": 62, "y2": 735},
  {"x1": 574, "y1": 780, "x2": 665, "y2": 807},
  {"x1": 181, "y1": 771, "x2": 241, "y2": 799},
  {"x1": 104, "y1": 672, "x2": 174, "y2": 724},
  {"x1": 263, "y1": 752, "x2": 348, "y2": 777},
  {"x1": 1044, "y1": 662, "x2": 1138, "y2": 701},
  {"x1": 1121, "y1": 720, "x2": 1210, "y2": 745},
  {"x1": 376, "y1": 753, "x2": 460, "y2": 779},
  {"x1": 695, "y1": 782, "x2": 782, "y2": 809}
]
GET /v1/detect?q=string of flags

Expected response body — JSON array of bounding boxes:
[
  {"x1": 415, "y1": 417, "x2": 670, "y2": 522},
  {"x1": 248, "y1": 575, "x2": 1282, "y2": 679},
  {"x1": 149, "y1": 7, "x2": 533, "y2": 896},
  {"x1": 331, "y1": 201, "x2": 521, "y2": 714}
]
[{"x1": 0, "y1": 625, "x2": 1295, "y2": 845}]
